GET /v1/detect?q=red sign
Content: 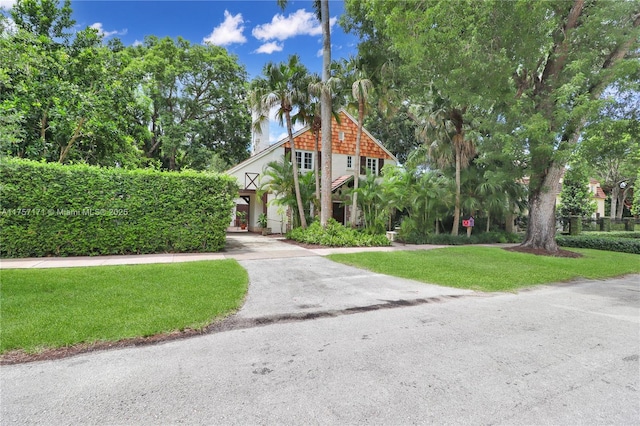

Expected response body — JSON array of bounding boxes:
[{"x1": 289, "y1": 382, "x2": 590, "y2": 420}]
[{"x1": 462, "y1": 217, "x2": 475, "y2": 227}]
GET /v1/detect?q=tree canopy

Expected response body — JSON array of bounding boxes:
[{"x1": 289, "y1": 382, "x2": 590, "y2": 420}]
[
  {"x1": 1, "y1": 0, "x2": 250, "y2": 170},
  {"x1": 344, "y1": 0, "x2": 640, "y2": 251}
]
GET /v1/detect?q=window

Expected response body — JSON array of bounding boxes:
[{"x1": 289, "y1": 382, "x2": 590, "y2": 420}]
[
  {"x1": 339, "y1": 131, "x2": 345, "y2": 141},
  {"x1": 347, "y1": 155, "x2": 353, "y2": 169},
  {"x1": 366, "y1": 157, "x2": 378, "y2": 175},
  {"x1": 295, "y1": 151, "x2": 314, "y2": 171}
]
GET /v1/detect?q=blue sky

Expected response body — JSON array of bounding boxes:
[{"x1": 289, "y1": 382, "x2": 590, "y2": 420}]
[
  {"x1": 71, "y1": 0, "x2": 358, "y2": 78},
  {"x1": 2, "y1": 0, "x2": 360, "y2": 142}
]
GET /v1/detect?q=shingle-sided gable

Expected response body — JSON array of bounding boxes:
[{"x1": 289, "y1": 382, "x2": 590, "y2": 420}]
[{"x1": 283, "y1": 110, "x2": 395, "y2": 160}]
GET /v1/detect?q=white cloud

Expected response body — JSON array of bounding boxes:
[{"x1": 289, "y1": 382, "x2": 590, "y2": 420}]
[
  {"x1": 0, "y1": 0, "x2": 16, "y2": 10},
  {"x1": 0, "y1": 15, "x2": 16, "y2": 36},
  {"x1": 90, "y1": 22, "x2": 126, "y2": 38},
  {"x1": 132, "y1": 39, "x2": 143, "y2": 47},
  {"x1": 255, "y1": 41, "x2": 283, "y2": 54},
  {"x1": 203, "y1": 10, "x2": 246, "y2": 46},
  {"x1": 252, "y1": 9, "x2": 336, "y2": 42},
  {"x1": 271, "y1": 130, "x2": 287, "y2": 144}
]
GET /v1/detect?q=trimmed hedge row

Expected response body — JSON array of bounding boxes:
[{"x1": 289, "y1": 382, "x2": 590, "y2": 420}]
[
  {"x1": 1, "y1": 158, "x2": 238, "y2": 257},
  {"x1": 287, "y1": 219, "x2": 391, "y2": 247},
  {"x1": 399, "y1": 231, "x2": 523, "y2": 245},
  {"x1": 556, "y1": 235, "x2": 640, "y2": 255}
]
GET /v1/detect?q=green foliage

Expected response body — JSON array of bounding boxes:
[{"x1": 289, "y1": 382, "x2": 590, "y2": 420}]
[
  {"x1": 0, "y1": 158, "x2": 238, "y2": 257},
  {"x1": 328, "y1": 247, "x2": 640, "y2": 292},
  {"x1": 257, "y1": 154, "x2": 316, "y2": 228},
  {"x1": 251, "y1": 54, "x2": 314, "y2": 228},
  {"x1": 402, "y1": 231, "x2": 522, "y2": 246},
  {"x1": 558, "y1": 165, "x2": 596, "y2": 217},
  {"x1": 353, "y1": 169, "x2": 389, "y2": 233},
  {"x1": 556, "y1": 235, "x2": 640, "y2": 255},
  {"x1": 1, "y1": 1, "x2": 250, "y2": 171},
  {"x1": 1, "y1": 260, "x2": 248, "y2": 354},
  {"x1": 258, "y1": 213, "x2": 268, "y2": 228},
  {"x1": 632, "y1": 168, "x2": 640, "y2": 217},
  {"x1": 577, "y1": 104, "x2": 640, "y2": 218},
  {"x1": 133, "y1": 36, "x2": 250, "y2": 170},
  {"x1": 287, "y1": 219, "x2": 390, "y2": 247},
  {"x1": 344, "y1": 0, "x2": 640, "y2": 248}
]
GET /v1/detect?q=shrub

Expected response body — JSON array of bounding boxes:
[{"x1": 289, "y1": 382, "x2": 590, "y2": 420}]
[
  {"x1": 0, "y1": 158, "x2": 238, "y2": 257},
  {"x1": 581, "y1": 231, "x2": 640, "y2": 240},
  {"x1": 287, "y1": 219, "x2": 391, "y2": 247},
  {"x1": 399, "y1": 230, "x2": 522, "y2": 245},
  {"x1": 556, "y1": 235, "x2": 640, "y2": 254}
]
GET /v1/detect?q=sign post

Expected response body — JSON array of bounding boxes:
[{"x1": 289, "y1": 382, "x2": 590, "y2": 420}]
[{"x1": 462, "y1": 216, "x2": 474, "y2": 237}]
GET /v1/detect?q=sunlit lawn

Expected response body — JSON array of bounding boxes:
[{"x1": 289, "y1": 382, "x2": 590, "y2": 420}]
[
  {"x1": 328, "y1": 247, "x2": 640, "y2": 292},
  {"x1": 1, "y1": 260, "x2": 248, "y2": 354}
]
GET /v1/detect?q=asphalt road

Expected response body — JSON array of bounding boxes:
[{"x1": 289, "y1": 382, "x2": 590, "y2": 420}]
[{"x1": 1, "y1": 257, "x2": 638, "y2": 425}]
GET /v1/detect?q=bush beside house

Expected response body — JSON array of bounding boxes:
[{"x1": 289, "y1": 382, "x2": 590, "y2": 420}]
[{"x1": 0, "y1": 159, "x2": 238, "y2": 257}]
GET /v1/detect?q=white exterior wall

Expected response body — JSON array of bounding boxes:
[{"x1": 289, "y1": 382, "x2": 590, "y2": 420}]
[
  {"x1": 228, "y1": 147, "x2": 285, "y2": 189},
  {"x1": 332, "y1": 153, "x2": 353, "y2": 179}
]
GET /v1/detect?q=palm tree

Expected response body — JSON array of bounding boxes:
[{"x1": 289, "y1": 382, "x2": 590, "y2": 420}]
[
  {"x1": 411, "y1": 87, "x2": 475, "y2": 235},
  {"x1": 306, "y1": 73, "x2": 343, "y2": 218},
  {"x1": 257, "y1": 154, "x2": 316, "y2": 229},
  {"x1": 318, "y1": 0, "x2": 333, "y2": 228},
  {"x1": 250, "y1": 55, "x2": 310, "y2": 228},
  {"x1": 276, "y1": 0, "x2": 333, "y2": 227},
  {"x1": 346, "y1": 60, "x2": 374, "y2": 227}
]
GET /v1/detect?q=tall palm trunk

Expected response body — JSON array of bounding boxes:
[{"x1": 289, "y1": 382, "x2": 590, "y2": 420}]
[
  {"x1": 351, "y1": 99, "x2": 364, "y2": 227},
  {"x1": 313, "y1": 116, "x2": 321, "y2": 213},
  {"x1": 319, "y1": 0, "x2": 333, "y2": 227},
  {"x1": 451, "y1": 136, "x2": 462, "y2": 235},
  {"x1": 285, "y1": 110, "x2": 307, "y2": 228}
]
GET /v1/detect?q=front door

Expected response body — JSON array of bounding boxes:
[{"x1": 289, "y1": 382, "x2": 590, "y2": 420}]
[{"x1": 333, "y1": 202, "x2": 345, "y2": 225}]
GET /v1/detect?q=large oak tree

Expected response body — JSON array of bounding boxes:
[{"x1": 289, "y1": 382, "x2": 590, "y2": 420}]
[{"x1": 345, "y1": 0, "x2": 639, "y2": 252}]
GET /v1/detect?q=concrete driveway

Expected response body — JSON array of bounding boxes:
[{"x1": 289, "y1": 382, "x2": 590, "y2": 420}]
[{"x1": 2, "y1": 234, "x2": 639, "y2": 424}]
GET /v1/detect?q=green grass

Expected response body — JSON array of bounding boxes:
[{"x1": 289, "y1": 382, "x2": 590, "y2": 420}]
[
  {"x1": 0, "y1": 260, "x2": 248, "y2": 354},
  {"x1": 328, "y1": 247, "x2": 640, "y2": 292}
]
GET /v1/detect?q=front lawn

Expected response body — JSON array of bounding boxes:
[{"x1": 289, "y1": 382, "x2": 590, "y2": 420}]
[
  {"x1": 327, "y1": 247, "x2": 640, "y2": 292},
  {"x1": 1, "y1": 260, "x2": 248, "y2": 354}
]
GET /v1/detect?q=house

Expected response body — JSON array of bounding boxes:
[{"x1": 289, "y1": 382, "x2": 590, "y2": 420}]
[{"x1": 225, "y1": 109, "x2": 398, "y2": 233}]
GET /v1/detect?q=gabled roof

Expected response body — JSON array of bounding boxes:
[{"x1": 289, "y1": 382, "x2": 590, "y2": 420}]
[{"x1": 226, "y1": 109, "x2": 398, "y2": 175}]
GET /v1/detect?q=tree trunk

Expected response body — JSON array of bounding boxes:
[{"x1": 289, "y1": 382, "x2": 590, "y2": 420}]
[
  {"x1": 617, "y1": 186, "x2": 629, "y2": 219},
  {"x1": 40, "y1": 111, "x2": 47, "y2": 146},
  {"x1": 351, "y1": 100, "x2": 364, "y2": 227},
  {"x1": 169, "y1": 147, "x2": 176, "y2": 171},
  {"x1": 286, "y1": 111, "x2": 308, "y2": 229},
  {"x1": 314, "y1": 130, "x2": 320, "y2": 214},
  {"x1": 451, "y1": 141, "x2": 461, "y2": 235},
  {"x1": 319, "y1": 0, "x2": 333, "y2": 227},
  {"x1": 610, "y1": 185, "x2": 619, "y2": 219},
  {"x1": 521, "y1": 163, "x2": 564, "y2": 252},
  {"x1": 59, "y1": 117, "x2": 86, "y2": 163}
]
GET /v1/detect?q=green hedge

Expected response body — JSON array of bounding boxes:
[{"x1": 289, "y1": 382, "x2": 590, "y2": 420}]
[
  {"x1": 287, "y1": 219, "x2": 391, "y2": 247},
  {"x1": 400, "y1": 231, "x2": 523, "y2": 245},
  {"x1": 0, "y1": 158, "x2": 238, "y2": 257},
  {"x1": 556, "y1": 235, "x2": 640, "y2": 254}
]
